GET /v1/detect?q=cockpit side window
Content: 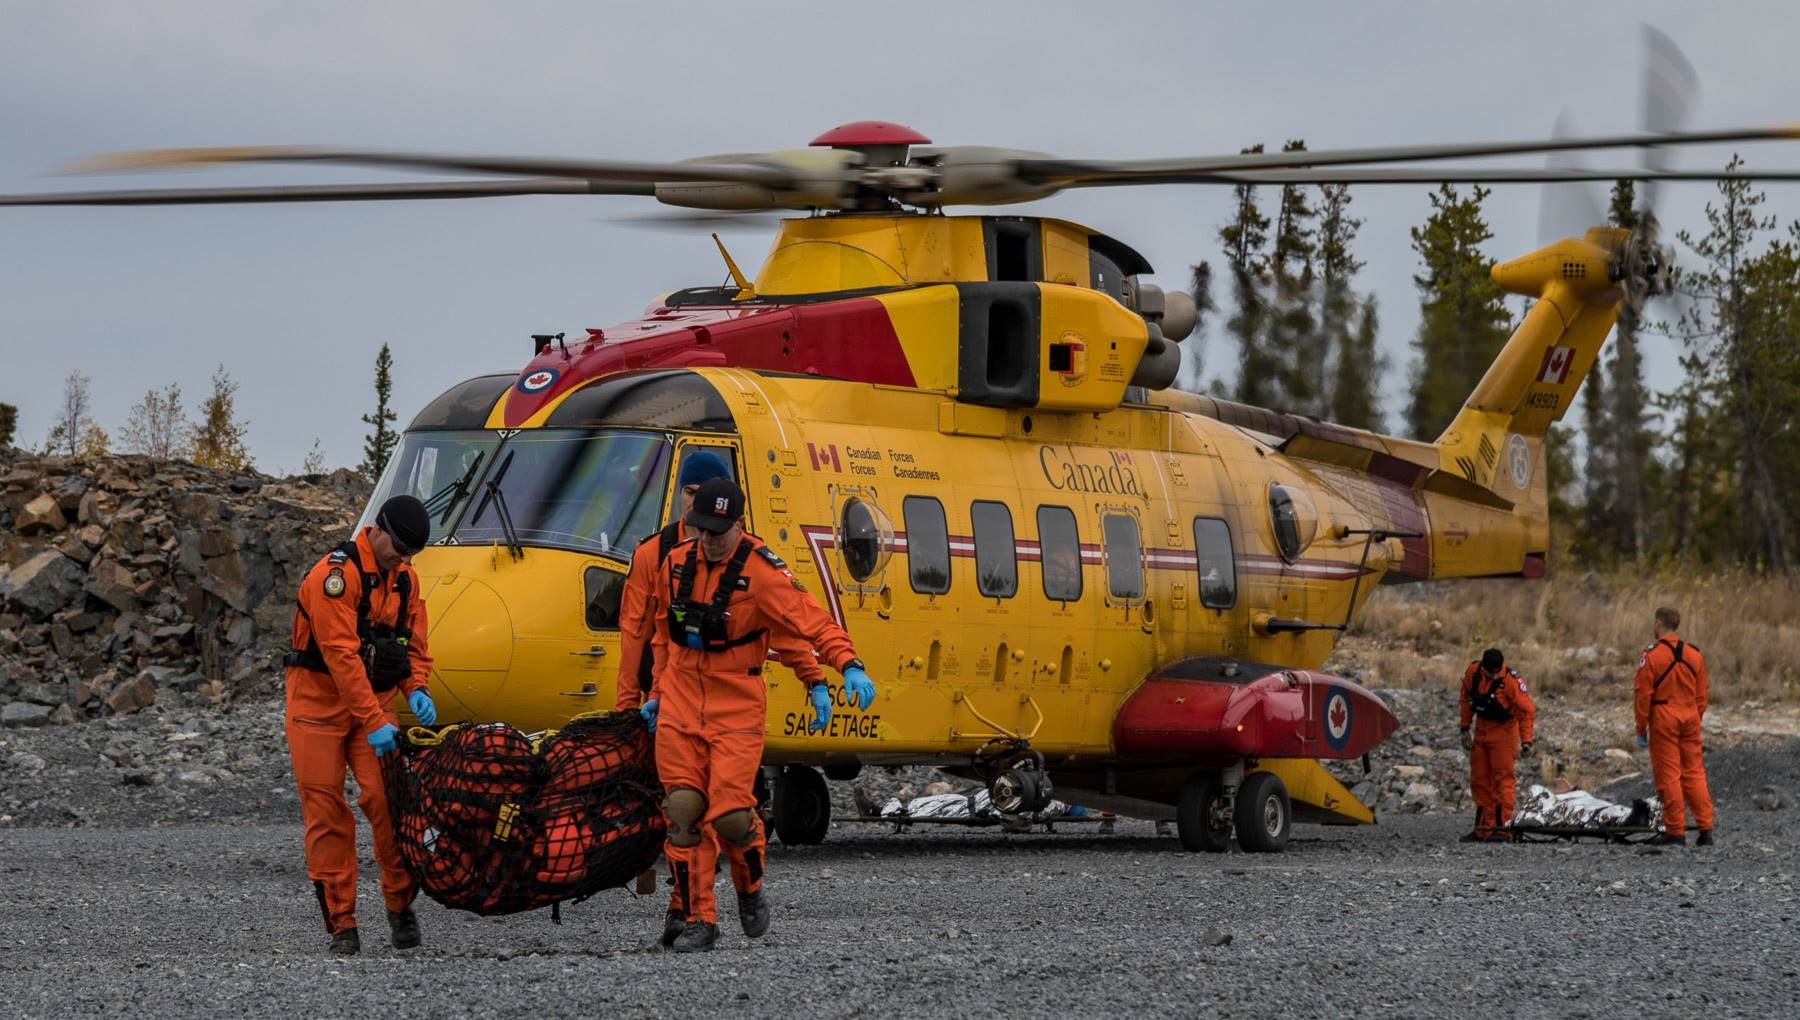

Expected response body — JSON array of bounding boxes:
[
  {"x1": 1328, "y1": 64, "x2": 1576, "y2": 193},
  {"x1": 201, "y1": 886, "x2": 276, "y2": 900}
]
[{"x1": 360, "y1": 430, "x2": 500, "y2": 536}]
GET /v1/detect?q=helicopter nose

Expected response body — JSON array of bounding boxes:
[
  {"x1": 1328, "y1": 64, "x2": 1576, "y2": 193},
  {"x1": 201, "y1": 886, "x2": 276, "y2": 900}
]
[{"x1": 423, "y1": 577, "x2": 514, "y2": 719}]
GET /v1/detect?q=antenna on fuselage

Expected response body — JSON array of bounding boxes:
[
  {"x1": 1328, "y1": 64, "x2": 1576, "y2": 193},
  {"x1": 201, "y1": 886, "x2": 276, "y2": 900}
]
[{"x1": 711, "y1": 233, "x2": 756, "y2": 301}]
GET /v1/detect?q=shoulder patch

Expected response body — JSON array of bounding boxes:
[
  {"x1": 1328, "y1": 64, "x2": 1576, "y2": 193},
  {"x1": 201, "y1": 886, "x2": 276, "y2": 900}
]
[
  {"x1": 327, "y1": 550, "x2": 350, "y2": 564},
  {"x1": 755, "y1": 546, "x2": 788, "y2": 570},
  {"x1": 323, "y1": 568, "x2": 347, "y2": 598},
  {"x1": 1515, "y1": 678, "x2": 1528, "y2": 692},
  {"x1": 791, "y1": 576, "x2": 807, "y2": 593}
]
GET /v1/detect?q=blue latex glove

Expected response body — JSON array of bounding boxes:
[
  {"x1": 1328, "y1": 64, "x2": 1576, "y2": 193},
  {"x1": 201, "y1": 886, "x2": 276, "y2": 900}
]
[
  {"x1": 408, "y1": 690, "x2": 436, "y2": 727},
  {"x1": 843, "y1": 667, "x2": 877, "y2": 711},
  {"x1": 1636, "y1": 733, "x2": 1649, "y2": 749},
  {"x1": 368, "y1": 723, "x2": 399, "y2": 757},
  {"x1": 640, "y1": 698, "x2": 659, "y2": 734},
  {"x1": 809, "y1": 683, "x2": 832, "y2": 733}
]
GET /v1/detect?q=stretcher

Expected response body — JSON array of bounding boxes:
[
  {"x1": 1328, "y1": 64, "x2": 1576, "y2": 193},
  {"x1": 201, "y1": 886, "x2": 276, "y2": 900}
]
[
  {"x1": 380, "y1": 711, "x2": 666, "y2": 916},
  {"x1": 835, "y1": 811, "x2": 1111, "y2": 834}
]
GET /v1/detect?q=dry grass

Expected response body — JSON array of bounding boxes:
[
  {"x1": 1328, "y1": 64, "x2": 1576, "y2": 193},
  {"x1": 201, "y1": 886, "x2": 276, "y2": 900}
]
[{"x1": 1331, "y1": 570, "x2": 1800, "y2": 706}]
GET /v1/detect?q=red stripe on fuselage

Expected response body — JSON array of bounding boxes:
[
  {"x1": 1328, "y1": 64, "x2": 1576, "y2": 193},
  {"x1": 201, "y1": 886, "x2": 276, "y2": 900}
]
[{"x1": 497, "y1": 297, "x2": 916, "y2": 427}]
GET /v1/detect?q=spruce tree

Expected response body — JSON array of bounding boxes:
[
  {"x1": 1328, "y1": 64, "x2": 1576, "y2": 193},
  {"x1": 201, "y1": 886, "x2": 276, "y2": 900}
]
[
  {"x1": 1220, "y1": 145, "x2": 1276, "y2": 408},
  {"x1": 1317, "y1": 182, "x2": 1383, "y2": 428},
  {"x1": 1405, "y1": 185, "x2": 1512, "y2": 440},
  {"x1": 1331, "y1": 296, "x2": 1386, "y2": 431},
  {"x1": 1267, "y1": 140, "x2": 1320, "y2": 413},
  {"x1": 0, "y1": 403, "x2": 16, "y2": 448},
  {"x1": 1605, "y1": 181, "x2": 1654, "y2": 562},
  {"x1": 360, "y1": 343, "x2": 399, "y2": 480},
  {"x1": 1675, "y1": 156, "x2": 1787, "y2": 569},
  {"x1": 1178, "y1": 260, "x2": 1218, "y2": 391}
]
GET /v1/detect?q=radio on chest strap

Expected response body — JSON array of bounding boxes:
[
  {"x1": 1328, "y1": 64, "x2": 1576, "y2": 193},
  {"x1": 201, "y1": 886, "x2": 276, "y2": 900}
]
[{"x1": 666, "y1": 537, "x2": 766, "y2": 653}]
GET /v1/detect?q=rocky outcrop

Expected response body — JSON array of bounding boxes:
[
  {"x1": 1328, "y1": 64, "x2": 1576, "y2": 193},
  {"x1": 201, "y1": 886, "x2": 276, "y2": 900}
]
[{"x1": 0, "y1": 449, "x2": 371, "y2": 724}]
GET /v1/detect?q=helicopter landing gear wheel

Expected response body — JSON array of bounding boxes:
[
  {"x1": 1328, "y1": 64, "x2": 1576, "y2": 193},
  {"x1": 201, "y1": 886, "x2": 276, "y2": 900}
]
[
  {"x1": 1176, "y1": 772, "x2": 1233, "y2": 853},
  {"x1": 989, "y1": 760, "x2": 1054, "y2": 815},
  {"x1": 772, "y1": 765, "x2": 831, "y2": 846},
  {"x1": 1233, "y1": 771, "x2": 1291, "y2": 853}
]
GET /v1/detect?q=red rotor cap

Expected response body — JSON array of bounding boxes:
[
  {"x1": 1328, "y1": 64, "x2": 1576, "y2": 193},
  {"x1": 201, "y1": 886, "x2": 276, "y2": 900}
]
[{"x1": 810, "y1": 121, "x2": 932, "y2": 147}]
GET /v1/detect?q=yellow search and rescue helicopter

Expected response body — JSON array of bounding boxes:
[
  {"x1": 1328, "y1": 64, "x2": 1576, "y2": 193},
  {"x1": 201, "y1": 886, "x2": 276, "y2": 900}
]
[{"x1": 9, "y1": 119, "x2": 1799, "y2": 852}]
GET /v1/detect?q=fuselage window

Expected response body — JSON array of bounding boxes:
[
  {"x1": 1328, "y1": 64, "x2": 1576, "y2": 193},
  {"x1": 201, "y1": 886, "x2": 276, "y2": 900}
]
[
  {"x1": 971, "y1": 500, "x2": 1017, "y2": 598},
  {"x1": 840, "y1": 496, "x2": 893, "y2": 584},
  {"x1": 903, "y1": 495, "x2": 951, "y2": 595},
  {"x1": 1193, "y1": 517, "x2": 1236, "y2": 610},
  {"x1": 1037, "y1": 505, "x2": 1083, "y2": 602},
  {"x1": 584, "y1": 566, "x2": 625, "y2": 630},
  {"x1": 1101, "y1": 513, "x2": 1144, "y2": 600},
  {"x1": 1269, "y1": 484, "x2": 1317, "y2": 562}
]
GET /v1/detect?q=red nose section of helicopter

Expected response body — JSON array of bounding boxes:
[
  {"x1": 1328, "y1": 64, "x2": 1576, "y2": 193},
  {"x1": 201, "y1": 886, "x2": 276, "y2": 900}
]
[{"x1": 1112, "y1": 659, "x2": 1399, "y2": 761}]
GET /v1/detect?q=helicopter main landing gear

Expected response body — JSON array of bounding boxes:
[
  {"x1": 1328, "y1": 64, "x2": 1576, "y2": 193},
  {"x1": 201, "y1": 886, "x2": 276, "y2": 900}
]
[
  {"x1": 771, "y1": 764, "x2": 831, "y2": 845},
  {"x1": 1175, "y1": 765, "x2": 1291, "y2": 853},
  {"x1": 980, "y1": 744, "x2": 1056, "y2": 815}
]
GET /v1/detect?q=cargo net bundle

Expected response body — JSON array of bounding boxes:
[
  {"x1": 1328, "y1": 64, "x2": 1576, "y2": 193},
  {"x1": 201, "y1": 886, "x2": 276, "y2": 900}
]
[{"x1": 381, "y1": 712, "x2": 667, "y2": 916}]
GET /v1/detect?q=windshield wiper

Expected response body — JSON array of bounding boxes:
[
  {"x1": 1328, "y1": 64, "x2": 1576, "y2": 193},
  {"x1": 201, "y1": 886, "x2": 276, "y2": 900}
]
[
  {"x1": 468, "y1": 450, "x2": 524, "y2": 560},
  {"x1": 421, "y1": 450, "x2": 487, "y2": 526}
]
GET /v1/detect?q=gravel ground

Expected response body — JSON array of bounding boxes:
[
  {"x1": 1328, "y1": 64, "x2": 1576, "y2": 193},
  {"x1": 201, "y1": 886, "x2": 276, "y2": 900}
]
[{"x1": 2, "y1": 787, "x2": 1797, "y2": 1019}]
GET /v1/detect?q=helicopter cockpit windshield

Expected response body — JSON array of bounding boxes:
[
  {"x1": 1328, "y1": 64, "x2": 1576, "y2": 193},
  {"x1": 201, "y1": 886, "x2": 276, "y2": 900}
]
[
  {"x1": 452, "y1": 429, "x2": 671, "y2": 561},
  {"x1": 362, "y1": 430, "x2": 501, "y2": 534}
]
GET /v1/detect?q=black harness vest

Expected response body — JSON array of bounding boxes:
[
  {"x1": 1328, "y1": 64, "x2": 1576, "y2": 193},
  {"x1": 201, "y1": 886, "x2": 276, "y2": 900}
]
[
  {"x1": 1468, "y1": 668, "x2": 1514, "y2": 723},
  {"x1": 665, "y1": 537, "x2": 765, "y2": 653},
  {"x1": 286, "y1": 540, "x2": 412, "y2": 692}
]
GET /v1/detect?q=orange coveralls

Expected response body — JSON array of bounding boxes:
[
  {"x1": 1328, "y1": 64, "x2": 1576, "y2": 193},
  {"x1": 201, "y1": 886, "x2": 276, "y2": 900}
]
[
  {"x1": 284, "y1": 526, "x2": 433, "y2": 935},
  {"x1": 1460, "y1": 662, "x2": 1536, "y2": 836},
  {"x1": 650, "y1": 533, "x2": 856, "y2": 926},
  {"x1": 616, "y1": 521, "x2": 827, "y2": 914},
  {"x1": 1635, "y1": 635, "x2": 1713, "y2": 837}
]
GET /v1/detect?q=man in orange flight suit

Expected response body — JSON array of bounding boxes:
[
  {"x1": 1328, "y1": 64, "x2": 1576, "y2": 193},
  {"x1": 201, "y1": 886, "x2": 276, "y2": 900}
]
[
  {"x1": 641, "y1": 477, "x2": 877, "y2": 952},
  {"x1": 616, "y1": 453, "x2": 831, "y2": 947},
  {"x1": 1458, "y1": 648, "x2": 1536, "y2": 842},
  {"x1": 1635, "y1": 606, "x2": 1714, "y2": 846},
  {"x1": 284, "y1": 495, "x2": 438, "y2": 955}
]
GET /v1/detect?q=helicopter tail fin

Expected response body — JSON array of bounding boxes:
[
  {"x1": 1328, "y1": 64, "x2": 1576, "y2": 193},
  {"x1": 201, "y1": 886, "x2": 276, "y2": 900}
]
[{"x1": 1431, "y1": 230, "x2": 1626, "y2": 509}]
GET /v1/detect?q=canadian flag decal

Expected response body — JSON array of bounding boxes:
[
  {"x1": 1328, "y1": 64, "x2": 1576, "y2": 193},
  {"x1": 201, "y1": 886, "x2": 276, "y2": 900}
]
[{"x1": 1537, "y1": 346, "x2": 1575, "y2": 385}]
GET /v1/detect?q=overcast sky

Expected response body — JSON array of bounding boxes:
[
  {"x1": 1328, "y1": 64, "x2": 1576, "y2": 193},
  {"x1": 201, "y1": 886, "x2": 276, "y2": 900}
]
[{"x1": 3, "y1": 1, "x2": 1798, "y2": 471}]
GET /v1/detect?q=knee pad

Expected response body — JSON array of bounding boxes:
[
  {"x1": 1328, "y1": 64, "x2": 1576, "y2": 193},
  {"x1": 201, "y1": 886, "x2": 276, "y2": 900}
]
[
  {"x1": 713, "y1": 808, "x2": 758, "y2": 846},
  {"x1": 664, "y1": 788, "x2": 707, "y2": 847}
]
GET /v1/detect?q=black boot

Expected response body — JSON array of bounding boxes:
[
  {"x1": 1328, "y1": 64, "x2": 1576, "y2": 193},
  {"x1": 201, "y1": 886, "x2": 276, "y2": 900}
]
[
  {"x1": 1458, "y1": 830, "x2": 1484, "y2": 843},
  {"x1": 737, "y1": 890, "x2": 771, "y2": 939},
  {"x1": 1645, "y1": 831, "x2": 1687, "y2": 846},
  {"x1": 329, "y1": 927, "x2": 361, "y2": 956},
  {"x1": 387, "y1": 908, "x2": 421, "y2": 950},
  {"x1": 660, "y1": 910, "x2": 686, "y2": 949},
  {"x1": 1695, "y1": 829, "x2": 1715, "y2": 847},
  {"x1": 672, "y1": 921, "x2": 718, "y2": 953}
]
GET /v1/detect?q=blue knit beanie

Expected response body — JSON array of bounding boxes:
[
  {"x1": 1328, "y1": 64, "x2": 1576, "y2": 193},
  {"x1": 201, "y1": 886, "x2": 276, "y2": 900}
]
[{"x1": 677, "y1": 451, "x2": 731, "y2": 487}]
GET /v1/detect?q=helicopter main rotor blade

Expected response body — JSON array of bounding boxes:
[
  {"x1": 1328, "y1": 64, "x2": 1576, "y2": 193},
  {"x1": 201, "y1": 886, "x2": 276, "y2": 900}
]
[
  {"x1": 0, "y1": 178, "x2": 652, "y2": 206},
  {"x1": 68, "y1": 146, "x2": 798, "y2": 189},
  {"x1": 1211, "y1": 167, "x2": 1800, "y2": 186},
  {"x1": 1014, "y1": 124, "x2": 1800, "y2": 185}
]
